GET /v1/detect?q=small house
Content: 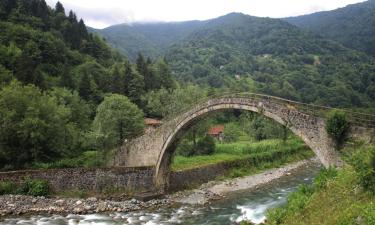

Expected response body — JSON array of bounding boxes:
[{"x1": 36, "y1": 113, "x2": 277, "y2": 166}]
[
  {"x1": 144, "y1": 118, "x2": 162, "y2": 133},
  {"x1": 207, "y1": 125, "x2": 225, "y2": 142}
]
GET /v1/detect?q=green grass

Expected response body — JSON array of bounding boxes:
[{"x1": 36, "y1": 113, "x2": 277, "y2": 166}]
[
  {"x1": 172, "y1": 153, "x2": 243, "y2": 171},
  {"x1": 264, "y1": 143, "x2": 375, "y2": 225},
  {"x1": 0, "y1": 178, "x2": 50, "y2": 196},
  {"x1": 171, "y1": 137, "x2": 314, "y2": 172}
]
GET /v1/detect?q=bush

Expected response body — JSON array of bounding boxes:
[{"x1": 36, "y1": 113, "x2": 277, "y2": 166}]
[
  {"x1": 349, "y1": 147, "x2": 375, "y2": 193},
  {"x1": 175, "y1": 140, "x2": 196, "y2": 157},
  {"x1": 325, "y1": 110, "x2": 349, "y2": 147},
  {"x1": 196, "y1": 135, "x2": 216, "y2": 155},
  {"x1": 223, "y1": 123, "x2": 242, "y2": 142},
  {"x1": 0, "y1": 181, "x2": 15, "y2": 195},
  {"x1": 314, "y1": 167, "x2": 338, "y2": 190},
  {"x1": 18, "y1": 178, "x2": 50, "y2": 196}
]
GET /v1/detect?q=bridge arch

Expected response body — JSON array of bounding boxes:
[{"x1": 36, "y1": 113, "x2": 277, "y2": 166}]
[
  {"x1": 112, "y1": 93, "x2": 375, "y2": 191},
  {"x1": 154, "y1": 98, "x2": 337, "y2": 189}
]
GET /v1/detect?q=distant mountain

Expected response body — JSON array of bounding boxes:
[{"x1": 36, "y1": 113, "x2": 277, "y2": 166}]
[
  {"x1": 95, "y1": 21, "x2": 206, "y2": 60},
  {"x1": 95, "y1": 12, "x2": 375, "y2": 107},
  {"x1": 284, "y1": 0, "x2": 375, "y2": 56},
  {"x1": 164, "y1": 13, "x2": 375, "y2": 107}
]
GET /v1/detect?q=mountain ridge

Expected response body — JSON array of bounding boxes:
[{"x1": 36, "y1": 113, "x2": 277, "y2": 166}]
[{"x1": 284, "y1": 0, "x2": 375, "y2": 56}]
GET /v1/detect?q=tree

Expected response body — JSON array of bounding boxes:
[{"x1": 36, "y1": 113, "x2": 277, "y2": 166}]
[
  {"x1": 55, "y1": 1, "x2": 65, "y2": 14},
  {"x1": 78, "y1": 73, "x2": 93, "y2": 101},
  {"x1": 223, "y1": 122, "x2": 242, "y2": 142},
  {"x1": 0, "y1": 81, "x2": 78, "y2": 169},
  {"x1": 49, "y1": 87, "x2": 91, "y2": 130},
  {"x1": 154, "y1": 59, "x2": 176, "y2": 89},
  {"x1": 124, "y1": 61, "x2": 145, "y2": 106},
  {"x1": 110, "y1": 65, "x2": 124, "y2": 94},
  {"x1": 92, "y1": 94, "x2": 144, "y2": 153},
  {"x1": 143, "y1": 85, "x2": 207, "y2": 118},
  {"x1": 136, "y1": 53, "x2": 159, "y2": 91},
  {"x1": 0, "y1": 0, "x2": 17, "y2": 19},
  {"x1": 326, "y1": 110, "x2": 349, "y2": 148},
  {"x1": 196, "y1": 135, "x2": 216, "y2": 155}
]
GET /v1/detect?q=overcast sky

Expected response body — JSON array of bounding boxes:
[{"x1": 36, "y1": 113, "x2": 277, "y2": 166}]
[{"x1": 45, "y1": 0, "x2": 366, "y2": 29}]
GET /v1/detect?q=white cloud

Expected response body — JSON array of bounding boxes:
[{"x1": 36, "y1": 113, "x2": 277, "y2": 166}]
[{"x1": 45, "y1": 0, "x2": 367, "y2": 28}]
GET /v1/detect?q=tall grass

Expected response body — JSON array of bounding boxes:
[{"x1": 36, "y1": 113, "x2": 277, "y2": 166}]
[
  {"x1": 264, "y1": 143, "x2": 375, "y2": 225},
  {"x1": 171, "y1": 137, "x2": 313, "y2": 171}
]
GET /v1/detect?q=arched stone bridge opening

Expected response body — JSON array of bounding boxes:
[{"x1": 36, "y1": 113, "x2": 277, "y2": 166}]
[{"x1": 111, "y1": 93, "x2": 375, "y2": 190}]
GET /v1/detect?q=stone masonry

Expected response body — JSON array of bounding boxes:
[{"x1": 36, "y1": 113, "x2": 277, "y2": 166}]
[{"x1": 111, "y1": 93, "x2": 375, "y2": 189}]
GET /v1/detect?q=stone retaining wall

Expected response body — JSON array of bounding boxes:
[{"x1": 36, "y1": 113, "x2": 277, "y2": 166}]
[
  {"x1": 0, "y1": 167, "x2": 155, "y2": 193},
  {"x1": 168, "y1": 160, "x2": 252, "y2": 191},
  {"x1": 0, "y1": 163, "x2": 238, "y2": 194}
]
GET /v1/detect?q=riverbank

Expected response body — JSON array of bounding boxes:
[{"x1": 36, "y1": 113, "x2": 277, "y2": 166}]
[
  {"x1": 171, "y1": 157, "x2": 320, "y2": 205},
  {"x1": 263, "y1": 143, "x2": 375, "y2": 225},
  {"x1": 0, "y1": 195, "x2": 170, "y2": 217},
  {"x1": 0, "y1": 158, "x2": 320, "y2": 218}
]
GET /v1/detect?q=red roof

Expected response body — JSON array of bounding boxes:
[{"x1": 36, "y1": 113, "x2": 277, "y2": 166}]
[
  {"x1": 208, "y1": 125, "x2": 224, "y2": 135},
  {"x1": 144, "y1": 118, "x2": 162, "y2": 126}
]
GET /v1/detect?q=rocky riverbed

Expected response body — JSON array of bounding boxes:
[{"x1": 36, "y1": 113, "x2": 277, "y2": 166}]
[
  {"x1": 171, "y1": 158, "x2": 320, "y2": 205},
  {"x1": 0, "y1": 195, "x2": 170, "y2": 217},
  {"x1": 0, "y1": 158, "x2": 319, "y2": 218}
]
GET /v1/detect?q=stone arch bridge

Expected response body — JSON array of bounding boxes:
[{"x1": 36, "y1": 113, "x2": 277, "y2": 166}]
[{"x1": 111, "y1": 93, "x2": 375, "y2": 189}]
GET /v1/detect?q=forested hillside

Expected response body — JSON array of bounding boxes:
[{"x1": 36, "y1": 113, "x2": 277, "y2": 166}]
[
  {"x1": 0, "y1": 0, "x2": 178, "y2": 170},
  {"x1": 95, "y1": 20, "x2": 206, "y2": 60},
  {"x1": 97, "y1": 11, "x2": 375, "y2": 108},
  {"x1": 284, "y1": 0, "x2": 375, "y2": 56},
  {"x1": 165, "y1": 13, "x2": 375, "y2": 107}
]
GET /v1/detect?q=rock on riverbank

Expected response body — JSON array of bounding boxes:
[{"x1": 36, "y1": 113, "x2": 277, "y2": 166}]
[{"x1": 0, "y1": 195, "x2": 169, "y2": 217}]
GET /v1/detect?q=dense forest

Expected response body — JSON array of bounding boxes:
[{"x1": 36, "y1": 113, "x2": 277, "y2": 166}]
[
  {"x1": 98, "y1": 11, "x2": 375, "y2": 108},
  {"x1": 284, "y1": 0, "x2": 375, "y2": 56},
  {"x1": 94, "y1": 21, "x2": 206, "y2": 60},
  {"x1": 165, "y1": 12, "x2": 375, "y2": 108},
  {"x1": 0, "y1": 0, "x2": 179, "y2": 170}
]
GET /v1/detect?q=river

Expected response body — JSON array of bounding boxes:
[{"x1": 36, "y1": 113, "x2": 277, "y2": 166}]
[{"x1": 0, "y1": 162, "x2": 321, "y2": 225}]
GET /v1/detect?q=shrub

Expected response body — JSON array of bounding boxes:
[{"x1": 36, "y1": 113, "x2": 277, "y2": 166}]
[
  {"x1": 314, "y1": 167, "x2": 338, "y2": 190},
  {"x1": 196, "y1": 135, "x2": 216, "y2": 155},
  {"x1": 0, "y1": 181, "x2": 15, "y2": 195},
  {"x1": 349, "y1": 147, "x2": 375, "y2": 193},
  {"x1": 325, "y1": 110, "x2": 349, "y2": 147},
  {"x1": 18, "y1": 178, "x2": 50, "y2": 196},
  {"x1": 175, "y1": 140, "x2": 196, "y2": 157},
  {"x1": 223, "y1": 123, "x2": 242, "y2": 142}
]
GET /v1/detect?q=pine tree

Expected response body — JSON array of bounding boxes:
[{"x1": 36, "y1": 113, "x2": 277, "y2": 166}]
[
  {"x1": 55, "y1": 1, "x2": 65, "y2": 14},
  {"x1": 78, "y1": 19, "x2": 88, "y2": 40},
  {"x1": 155, "y1": 59, "x2": 175, "y2": 90},
  {"x1": 111, "y1": 66, "x2": 124, "y2": 94},
  {"x1": 2, "y1": 0, "x2": 17, "y2": 16},
  {"x1": 136, "y1": 53, "x2": 160, "y2": 91},
  {"x1": 124, "y1": 61, "x2": 145, "y2": 106},
  {"x1": 78, "y1": 73, "x2": 92, "y2": 101},
  {"x1": 136, "y1": 53, "x2": 147, "y2": 75}
]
